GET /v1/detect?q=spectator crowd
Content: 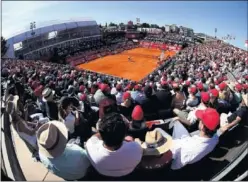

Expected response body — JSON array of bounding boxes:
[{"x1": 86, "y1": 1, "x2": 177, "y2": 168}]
[
  {"x1": 1, "y1": 39, "x2": 248, "y2": 180},
  {"x1": 144, "y1": 32, "x2": 190, "y2": 46}
]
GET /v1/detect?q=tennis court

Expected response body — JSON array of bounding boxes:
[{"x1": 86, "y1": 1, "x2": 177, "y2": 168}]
[{"x1": 77, "y1": 48, "x2": 176, "y2": 81}]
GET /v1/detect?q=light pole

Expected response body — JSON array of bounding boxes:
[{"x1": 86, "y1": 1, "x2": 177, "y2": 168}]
[
  {"x1": 30, "y1": 21, "x2": 36, "y2": 55},
  {"x1": 30, "y1": 21, "x2": 36, "y2": 36}
]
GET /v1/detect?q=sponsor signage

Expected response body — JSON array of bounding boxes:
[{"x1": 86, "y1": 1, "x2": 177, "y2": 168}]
[{"x1": 140, "y1": 41, "x2": 182, "y2": 51}]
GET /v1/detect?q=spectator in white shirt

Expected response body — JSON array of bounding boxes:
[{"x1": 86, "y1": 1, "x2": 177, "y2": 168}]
[
  {"x1": 170, "y1": 108, "x2": 220, "y2": 170},
  {"x1": 86, "y1": 112, "x2": 143, "y2": 177},
  {"x1": 177, "y1": 92, "x2": 210, "y2": 126},
  {"x1": 58, "y1": 98, "x2": 79, "y2": 139}
]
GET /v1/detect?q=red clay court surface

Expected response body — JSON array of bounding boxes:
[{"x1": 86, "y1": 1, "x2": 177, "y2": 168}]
[{"x1": 77, "y1": 47, "x2": 176, "y2": 81}]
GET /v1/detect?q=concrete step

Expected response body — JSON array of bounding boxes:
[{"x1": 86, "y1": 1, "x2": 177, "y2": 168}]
[{"x1": 11, "y1": 126, "x2": 64, "y2": 181}]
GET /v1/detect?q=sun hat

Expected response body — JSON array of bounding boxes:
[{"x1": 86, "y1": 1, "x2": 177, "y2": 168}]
[
  {"x1": 42, "y1": 88, "x2": 55, "y2": 102},
  {"x1": 36, "y1": 121, "x2": 68, "y2": 158},
  {"x1": 195, "y1": 108, "x2": 220, "y2": 131},
  {"x1": 141, "y1": 129, "x2": 172, "y2": 156}
]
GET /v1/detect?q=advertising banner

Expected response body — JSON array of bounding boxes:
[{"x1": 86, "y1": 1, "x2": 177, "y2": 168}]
[{"x1": 140, "y1": 41, "x2": 182, "y2": 51}]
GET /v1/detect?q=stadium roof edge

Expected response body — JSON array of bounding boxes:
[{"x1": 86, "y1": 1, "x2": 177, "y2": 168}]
[{"x1": 6, "y1": 18, "x2": 97, "y2": 40}]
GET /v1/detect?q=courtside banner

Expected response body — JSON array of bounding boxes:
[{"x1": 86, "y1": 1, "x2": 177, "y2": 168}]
[{"x1": 140, "y1": 41, "x2": 182, "y2": 51}]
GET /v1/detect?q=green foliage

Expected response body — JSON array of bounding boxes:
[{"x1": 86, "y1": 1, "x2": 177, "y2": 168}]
[
  {"x1": 119, "y1": 23, "x2": 125, "y2": 27},
  {"x1": 141, "y1": 23, "x2": 150, "y2": 28},
  {"x1": 150, "y1": 24, "x2": 160, "y2": 28},
  {"x1": 109, "y1": 22, "x2": 117, "y2": 27}
]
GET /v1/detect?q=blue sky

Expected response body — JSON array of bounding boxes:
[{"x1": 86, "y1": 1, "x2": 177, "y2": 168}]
[{"x1": 2, "y1": 1, "x2": 247, "y2": 49}]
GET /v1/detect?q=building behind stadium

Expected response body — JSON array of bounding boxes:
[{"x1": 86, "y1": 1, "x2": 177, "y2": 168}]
[{"x1": 5, "y1": 18, "x2": 101, "y2": 60}]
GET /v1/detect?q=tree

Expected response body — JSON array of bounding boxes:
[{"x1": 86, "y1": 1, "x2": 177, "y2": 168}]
[
  {"x1": 1, "y1": 36, "x2": 8, "y2": 57},
  {"x1": 141, "y1": 23, "x2": 150, "y2": 28},
  {"x1": 161, "y1": 26, "x2": 165, "y2": 32},
  {"x1": 150, "y1": 24, "x2": 159, "y2": 28},
  {"x1": 109, "y1": 22, "x2": 117, "y2": 27},
  {"x1": 119, "y1": 22, "x2": 125, "y2": 27}
]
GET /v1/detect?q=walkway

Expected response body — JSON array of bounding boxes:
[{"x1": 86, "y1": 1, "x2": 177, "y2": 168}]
[{"x1": 10, "y1": 126, "x2": 64, "y2": 181}]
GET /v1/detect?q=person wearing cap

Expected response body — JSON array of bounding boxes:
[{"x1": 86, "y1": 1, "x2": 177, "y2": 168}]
[
  {"x1": 37, "y1": 121, "x2": 91, "y2": 180},
  {"x1": 93, "y1": 84, "x2": 108, "y2": 105},
  {"x1": 219, "y1": 94, "x2": 248, "y2": 133},
  {"x1": 229, "y1": 83, "x2": 243, "y2": 111},
  {"x1": 115, "y1": 84, "x2": 124, "y2": 105},
  {"x1": 196, "y1": 82, "x2": 204, "y2": 97},
  {"x1": 141, "y1": 86, "x2": 160, "y2": 120},
  {"x1": 41, "y1": 88, "x2": 59, "y2": 120},
  {"x1": 170, "y1": 108, "x2": 220, "y2": 170},
  {"x1": 209, "y1": 89, "x2": 230, "y2": 114},
  {"x1": 174, "y1": 92, "x2": 210, "y2": 127},
  {"x1": 94, "y1": 83, "x2": 115, "y2": 106},
  {"x1": 171, "y1": 83, "x2": 186, "y2": 110},
  {"x1": 185, "y1": 86, "x2": 200, "y2": 111},
  {"x1": 181, "y1": 80, "x2": 191, "y2": 97},
  {"x1": 88, "y1": 84, "x2": 98, "y2": 106},
  {"x1": 127, "y1": 105, "x2": 153, "y2": 142},
  {"x1": 85, "y1": 112, "x2": 143, "y2": 177},
  {"x1": 118, "y1": 92, "x2": 135, "y2": 120},
  {"x1": 218, "y1": 82, "x2": 227, "y2": 94},
  {"x1": 33, "y1": 84, "x2": 45, "y2": 111},
  {"x1": 155, "y1": 81, "x2": 172, "y2": 110},
  {"x1": 130, "y1": 84, "x2": 146, "y2": 105}
]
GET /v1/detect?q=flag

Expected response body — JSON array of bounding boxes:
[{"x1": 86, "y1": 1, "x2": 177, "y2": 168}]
[{"x1": 215, "y1": 28, "x2": 217, "y2": 33}]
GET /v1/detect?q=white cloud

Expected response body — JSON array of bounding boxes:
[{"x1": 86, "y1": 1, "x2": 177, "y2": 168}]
[{"x1": 2, "y1": 1, "x2": 59, "y2": 39}]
